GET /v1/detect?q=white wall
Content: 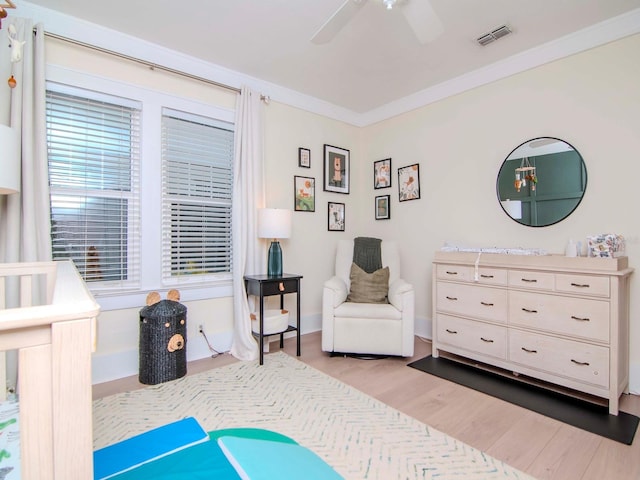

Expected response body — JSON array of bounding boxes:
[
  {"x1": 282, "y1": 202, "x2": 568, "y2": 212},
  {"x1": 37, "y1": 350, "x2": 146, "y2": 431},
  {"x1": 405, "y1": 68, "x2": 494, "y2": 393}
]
[
  {"x1": 359, "y1": 34, "x2": 640, "y2": 392},
  {"x1": 44, "y1": 37, "x2": 365, "y2": 383},
  {"x1": 45, "y1": 39, "x2": 244, "y2": 383},
  {"x1": 43, "y1": 30, "x2": 640, "y2": 391},
  {"x1": 261, "y1": 32, "x2": 640, "y2": 395},
  {"x1": 263, "y1": 104, "x2": 363, "y2": 314}
]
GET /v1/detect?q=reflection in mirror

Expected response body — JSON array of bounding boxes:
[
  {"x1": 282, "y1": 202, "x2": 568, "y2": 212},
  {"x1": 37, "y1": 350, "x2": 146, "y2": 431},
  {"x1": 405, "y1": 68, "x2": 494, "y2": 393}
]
[{"x1": 497, "y1": 137, "x2": 587, "y2": 227}]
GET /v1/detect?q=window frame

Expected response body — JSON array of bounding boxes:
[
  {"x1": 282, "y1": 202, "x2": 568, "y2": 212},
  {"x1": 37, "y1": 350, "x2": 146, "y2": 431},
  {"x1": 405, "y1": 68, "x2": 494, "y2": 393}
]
[
  {"x1": 161, "y1": 107, "x2": 234, "y2": 286},
  {"x1": 47, "y1": 83, "x2": 142, "y2": 292},
  {"x1": 45, "y1": 66, "x2": 235, "y2": 310}
]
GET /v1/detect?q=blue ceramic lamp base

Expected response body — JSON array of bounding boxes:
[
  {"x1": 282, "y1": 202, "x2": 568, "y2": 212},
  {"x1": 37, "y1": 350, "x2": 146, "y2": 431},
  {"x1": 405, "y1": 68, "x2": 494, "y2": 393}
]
[{"x1": 267, "y1": 240, "x2": 283, "y2": 277}]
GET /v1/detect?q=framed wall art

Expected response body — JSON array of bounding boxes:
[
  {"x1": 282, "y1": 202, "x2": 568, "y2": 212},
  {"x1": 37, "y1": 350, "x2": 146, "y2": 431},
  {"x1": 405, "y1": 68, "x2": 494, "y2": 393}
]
[
  {"x1": 398, "y1": 163, "x2": 421, "y2": 202},
  {"x1": 294, "y1": 176, "x2": 315, "y2": 212},
  {"x1": 374, "y1": 158, "x2": 392, "y2": 189},
  {"x1": 328, "y1": 202, "x2": 345, "y2": 231},
  {"x1": 375, "y1": 195, "x2": 390, "y2": 220},
  {"x1": 323, "y1": 144, "x2": 350, "y2": 194},
  {"x1": 298, "y1": 147, "x2": 311, "y2": 168}
]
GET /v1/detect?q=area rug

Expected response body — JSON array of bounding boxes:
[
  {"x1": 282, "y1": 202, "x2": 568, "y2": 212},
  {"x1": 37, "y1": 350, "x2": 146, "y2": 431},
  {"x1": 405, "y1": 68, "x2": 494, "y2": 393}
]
[
  {"x1": 93, "y1": 352, "x2": 535, "y2": 480},
  {"x1": 408, "y1": 355, "x2": 639, "y2": 445}
]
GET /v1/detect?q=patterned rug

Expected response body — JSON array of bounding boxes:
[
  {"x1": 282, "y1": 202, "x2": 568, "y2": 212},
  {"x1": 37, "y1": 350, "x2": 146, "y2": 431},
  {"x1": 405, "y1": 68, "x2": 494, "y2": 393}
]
[{"x1": 93, "y1": 352, "x2": 535, "y2": 480}]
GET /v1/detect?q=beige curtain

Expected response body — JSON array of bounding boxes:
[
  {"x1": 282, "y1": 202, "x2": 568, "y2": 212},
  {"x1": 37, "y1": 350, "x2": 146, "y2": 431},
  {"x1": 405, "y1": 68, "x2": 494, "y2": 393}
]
[
  {"x1": 0, "y1": 18, "x2": 51, "y2": 393},
  {"x1": 230, "y1": 86, "x2": 265, "y2": 361},
  {"x1": 0, "y1": 18, "x2": 50, "y2": 264}
]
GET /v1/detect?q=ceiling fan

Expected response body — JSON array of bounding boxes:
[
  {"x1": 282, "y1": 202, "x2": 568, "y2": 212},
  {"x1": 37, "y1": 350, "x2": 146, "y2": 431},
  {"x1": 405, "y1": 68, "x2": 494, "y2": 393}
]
[{"x1": 311, "y1": 0, "x2": 444, "y2": 45}]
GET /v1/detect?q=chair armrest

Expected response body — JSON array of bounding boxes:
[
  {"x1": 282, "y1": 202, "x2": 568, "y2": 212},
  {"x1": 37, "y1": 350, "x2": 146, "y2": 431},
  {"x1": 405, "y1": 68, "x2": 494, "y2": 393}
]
[
  {"x1": 388, "y1": 278, "x2": 413, "y2": 310},
  {"x1": 323, "y1": 276, "x2": 348, "y2": 307}
]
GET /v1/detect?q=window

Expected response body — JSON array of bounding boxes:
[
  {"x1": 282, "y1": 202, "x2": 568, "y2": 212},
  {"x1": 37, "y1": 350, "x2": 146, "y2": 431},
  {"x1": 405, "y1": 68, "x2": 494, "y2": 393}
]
[
  {"x1": 45, "y1": 75, "x2": 235, "y2": 305},
  {"x1": 161, "y1": 109, "x2": 234, "y2": 284},
  {"x1": 46, "y1": 86, "x2": 141, "y2": 290}
]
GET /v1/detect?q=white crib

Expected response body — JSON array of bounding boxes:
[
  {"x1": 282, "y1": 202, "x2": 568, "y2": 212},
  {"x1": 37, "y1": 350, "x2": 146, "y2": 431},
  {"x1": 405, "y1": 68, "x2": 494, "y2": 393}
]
[{"x1": 0, "y1": 260, "x2": 99, "y2": 480}]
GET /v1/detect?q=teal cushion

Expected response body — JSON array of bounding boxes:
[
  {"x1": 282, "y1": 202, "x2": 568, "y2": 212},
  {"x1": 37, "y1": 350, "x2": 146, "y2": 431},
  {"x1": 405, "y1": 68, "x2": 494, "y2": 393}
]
[
  {"x1": 217, "y1": 436, "x2": 342, "y2": 480},
  {"x1": 111, "y1": 428, "x2": 296, "y2": 480}
]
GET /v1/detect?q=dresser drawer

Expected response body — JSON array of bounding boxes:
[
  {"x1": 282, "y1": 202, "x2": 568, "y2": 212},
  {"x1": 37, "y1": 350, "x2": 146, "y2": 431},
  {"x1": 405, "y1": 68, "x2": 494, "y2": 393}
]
[
  {"x1": 509, "y1": 291, "x2": 610, "y2": 343},
  {"x1": 436, "y1": 264, "x2": 507, "y2": 286},
  {"x1": 508, "y1": 270, "x2": 555, "y2": 291},
  {"x1": 436, "y1": 314, "x2": 507, "y2": 360},
  {"x1": 436, "y1": 282, "x2": 508, "y2": 323},
  {"x1": 555, "y1": 273, "x2": 610, "y2": 297},
  {"x1": 509, "y1": 330, "x2": 609, "y2": 388}
]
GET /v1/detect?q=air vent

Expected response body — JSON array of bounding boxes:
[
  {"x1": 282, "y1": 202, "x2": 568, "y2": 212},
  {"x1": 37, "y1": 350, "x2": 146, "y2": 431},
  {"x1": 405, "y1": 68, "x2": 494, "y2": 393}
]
[{"x1": 476, "y1": 25, "x2": 512, "y2": 46}]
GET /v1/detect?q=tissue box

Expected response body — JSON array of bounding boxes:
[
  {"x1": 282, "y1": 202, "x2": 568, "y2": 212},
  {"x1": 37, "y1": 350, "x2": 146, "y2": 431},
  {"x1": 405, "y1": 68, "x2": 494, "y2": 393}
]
[
  {"x1": 587, "y1": 234, "x2": 625, "y2": 258},
  {"x1": 251, "y1": 309, "x2": 290, "y2": 334}
]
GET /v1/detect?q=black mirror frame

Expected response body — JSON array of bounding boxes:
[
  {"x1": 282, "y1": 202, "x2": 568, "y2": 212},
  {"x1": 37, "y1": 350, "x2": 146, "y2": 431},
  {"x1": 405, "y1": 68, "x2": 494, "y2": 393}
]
[{"x1": 496, "y1": 136, "x2": 587, "y2": 228}]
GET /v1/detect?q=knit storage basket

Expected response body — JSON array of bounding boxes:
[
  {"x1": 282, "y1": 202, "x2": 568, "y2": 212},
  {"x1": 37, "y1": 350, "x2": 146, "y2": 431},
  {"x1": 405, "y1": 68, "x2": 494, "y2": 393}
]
[{"x1": 139, "y1": 299, "x2": 187, "y2": 385}]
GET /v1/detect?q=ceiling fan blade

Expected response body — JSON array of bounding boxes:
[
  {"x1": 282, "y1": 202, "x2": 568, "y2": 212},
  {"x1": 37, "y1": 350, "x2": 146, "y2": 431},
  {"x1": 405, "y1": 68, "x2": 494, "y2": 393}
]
[
  {"x1": 401, "y1": 0, "x2": 444, "y2": 44},
  {"x1": 311, "y1": 0, "x2": 367, "y2": 45}
]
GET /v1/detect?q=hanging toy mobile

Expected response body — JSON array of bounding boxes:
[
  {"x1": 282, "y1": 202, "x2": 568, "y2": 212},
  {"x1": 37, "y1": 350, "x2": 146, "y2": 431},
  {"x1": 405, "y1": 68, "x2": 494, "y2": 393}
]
[
  {"x1": 515, "y1": 157, "x2": 537, "y2": 193},
  {"x1": 6, "y1": 22, "x2": 24, "y2": 88},
  {"x1": 1, "y1": 1, "x2": 19, "y2": 87},
  {"x1": 0, "y1": 1, "x2": 15, "y2": 30}
]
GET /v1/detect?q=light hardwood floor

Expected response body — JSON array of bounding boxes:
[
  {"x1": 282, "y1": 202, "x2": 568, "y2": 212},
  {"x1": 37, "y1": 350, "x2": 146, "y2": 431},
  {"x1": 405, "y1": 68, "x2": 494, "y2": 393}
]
[{"x1": 93, "y1": 332, "x2": 640, "y2": 480}]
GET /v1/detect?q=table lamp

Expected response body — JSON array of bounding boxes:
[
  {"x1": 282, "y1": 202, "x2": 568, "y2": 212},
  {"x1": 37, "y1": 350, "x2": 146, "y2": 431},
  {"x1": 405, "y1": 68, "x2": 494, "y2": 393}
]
[
  {"x1": 258, "y1": 208, "x2": 292, "y2": 277},
  {"x1": 0, "y1": 124, "x2": 20, "y2": 195}
]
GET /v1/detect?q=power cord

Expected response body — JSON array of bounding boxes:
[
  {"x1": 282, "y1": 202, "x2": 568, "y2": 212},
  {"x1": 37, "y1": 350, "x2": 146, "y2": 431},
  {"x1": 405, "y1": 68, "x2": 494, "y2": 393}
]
[{"x1": 198, "y1": 324, "x2": 228, "y2": 358}]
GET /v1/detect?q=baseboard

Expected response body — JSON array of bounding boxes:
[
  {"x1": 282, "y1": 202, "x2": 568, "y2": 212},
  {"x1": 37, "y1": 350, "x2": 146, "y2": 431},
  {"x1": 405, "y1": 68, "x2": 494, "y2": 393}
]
[
  {"x1": 91, "y1": 315, "x2": 328, "y2": 385},
  {"x1": 92, "y1": 349, "x2": 139, "y2": 385},
  {"x1": 629, "y1": 361, "x2": 640, "y2": 395},
  {"x1": 91, "y1": 313, "x2": 431, "y2": 385},
  {"x1": 92, "y1": 331, "x2": 234, "y2": 385},
  {"x1": 414, "y1": 315, "x2": 431, "y2": 340}
]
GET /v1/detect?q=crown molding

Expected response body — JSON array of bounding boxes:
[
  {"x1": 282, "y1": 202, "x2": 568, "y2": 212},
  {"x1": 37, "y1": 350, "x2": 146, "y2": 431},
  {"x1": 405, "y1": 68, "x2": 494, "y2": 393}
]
[
  {"x1": 360, "y1": 8, "x2": 640, "y2": 126},
  {"x1": 17, "y1": 2, "x2": 640, "y2": 128}
]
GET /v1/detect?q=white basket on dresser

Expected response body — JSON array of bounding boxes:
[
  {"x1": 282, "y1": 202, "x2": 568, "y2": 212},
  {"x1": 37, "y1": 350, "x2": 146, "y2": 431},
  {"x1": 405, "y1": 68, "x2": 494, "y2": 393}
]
[{"x1": 432, "y1": 251, "x2": 633, "y2": 415}]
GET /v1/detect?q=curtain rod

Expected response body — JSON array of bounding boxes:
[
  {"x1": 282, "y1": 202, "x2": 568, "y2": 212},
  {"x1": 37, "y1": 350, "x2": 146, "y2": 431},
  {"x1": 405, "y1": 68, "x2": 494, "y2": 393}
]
[{"x1": 42, "y1": 31, "x2": 243, "y2": 95}]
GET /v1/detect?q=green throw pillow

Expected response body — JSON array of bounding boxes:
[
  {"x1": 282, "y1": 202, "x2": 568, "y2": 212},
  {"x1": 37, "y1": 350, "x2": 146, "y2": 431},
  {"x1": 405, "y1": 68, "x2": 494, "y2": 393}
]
[{"x1": 346, "y1": 263, "x2": 389, "y2": 304}]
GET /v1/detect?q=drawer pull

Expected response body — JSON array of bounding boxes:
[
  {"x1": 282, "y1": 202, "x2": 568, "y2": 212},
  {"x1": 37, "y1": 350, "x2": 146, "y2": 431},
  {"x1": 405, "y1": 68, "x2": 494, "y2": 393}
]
[
  {"x1": 445, "y1": 296, "x2": 458, "y2": 301},
  {"x1": 445, "y1": 271, "x2": 458, "y2": 275},
  {"x1": 521, "y1": 347, "x2": 538, "y2": 354},
  {"x1": 480, "y1": 301, "x2": 494, "y2": 306},
  {"x1": 445, "y1": 329, "x2": 458, "y2": 334},
  {"x1": 521, "y1": 308, "x2": 538, "y2": 313},
  {"x1": 571, "y1": 359, "x2": 590, "y2": 366},
  {"x1": 278, "y1": 282, "x2": 285, "y2": 292},
  {"x1": 480, "y1": 274, "x2": 494, "y2": 279},
  {"x1": 570, "y1": 282, "x2": 590, "y2": 288},
  {"x1": 571, "y1": 315, "x2": 590, "y2": 322},
  {"x1": 520, "y1": 278, "x2": 538, "y2": 283},
  {"x1": 480, "y1": 337, "x2": 494, "y2": 343}
]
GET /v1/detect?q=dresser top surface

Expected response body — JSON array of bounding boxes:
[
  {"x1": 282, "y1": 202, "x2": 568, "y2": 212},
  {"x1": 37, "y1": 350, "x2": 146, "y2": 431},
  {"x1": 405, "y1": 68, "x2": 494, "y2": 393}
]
[{"x1": 433, "y1": 251, "x2": 632, "y2": 275}]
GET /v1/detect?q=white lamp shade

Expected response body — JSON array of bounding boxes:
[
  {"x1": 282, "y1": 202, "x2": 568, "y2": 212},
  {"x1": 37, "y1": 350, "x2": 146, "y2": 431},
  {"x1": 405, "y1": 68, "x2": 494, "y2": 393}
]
[
  {"x1": 501, "y1": 199, "x2": 522, "y2": 220},
  {"x1": 0, "y1": 125, "x2": 20, "y2": 195},
  {"x1": 258, "y1": 208, "x2": 292, "y2": 239}
]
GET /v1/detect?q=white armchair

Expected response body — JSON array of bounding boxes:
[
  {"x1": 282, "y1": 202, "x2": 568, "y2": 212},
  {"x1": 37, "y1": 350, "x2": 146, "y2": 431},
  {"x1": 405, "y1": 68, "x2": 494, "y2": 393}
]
[{"x1": 322, "y1": 239, "x2": 415, "y2": 357}]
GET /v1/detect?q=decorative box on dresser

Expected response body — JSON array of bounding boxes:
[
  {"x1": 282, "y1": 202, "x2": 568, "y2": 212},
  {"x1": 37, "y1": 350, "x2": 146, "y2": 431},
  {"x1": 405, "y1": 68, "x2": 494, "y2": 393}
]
[{"x1": 432, "y1": 251, "x2": 633, "y2": 415}]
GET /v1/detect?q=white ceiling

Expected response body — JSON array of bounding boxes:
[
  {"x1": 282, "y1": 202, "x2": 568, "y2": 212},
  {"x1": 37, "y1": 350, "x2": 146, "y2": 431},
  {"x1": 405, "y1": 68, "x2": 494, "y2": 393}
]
[{"x1": 16, "y1": 0, "x2": 640, "y2": 115}]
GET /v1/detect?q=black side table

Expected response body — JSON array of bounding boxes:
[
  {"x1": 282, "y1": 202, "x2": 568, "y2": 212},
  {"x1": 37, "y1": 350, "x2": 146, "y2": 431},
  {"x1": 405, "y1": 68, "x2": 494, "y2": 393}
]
[{"x1": 244, "y1": 273, "x2": 303, "y2": 365}]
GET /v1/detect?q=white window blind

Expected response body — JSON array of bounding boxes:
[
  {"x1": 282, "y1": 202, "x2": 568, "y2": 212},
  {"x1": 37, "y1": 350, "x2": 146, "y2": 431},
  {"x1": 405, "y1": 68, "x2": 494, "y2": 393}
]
[
  {"x1": 46, "y1": 87, "x2": 141, "y2": 290},
  {"x1": 161, "y1": 108, "x2": 234, "y2": 284}
]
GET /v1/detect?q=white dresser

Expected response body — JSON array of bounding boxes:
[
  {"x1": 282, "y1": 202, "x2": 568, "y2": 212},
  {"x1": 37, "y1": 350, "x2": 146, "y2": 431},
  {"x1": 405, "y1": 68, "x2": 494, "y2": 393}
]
[{"x1": 432, "y1": 251, "x2": 633, "y2": 415}]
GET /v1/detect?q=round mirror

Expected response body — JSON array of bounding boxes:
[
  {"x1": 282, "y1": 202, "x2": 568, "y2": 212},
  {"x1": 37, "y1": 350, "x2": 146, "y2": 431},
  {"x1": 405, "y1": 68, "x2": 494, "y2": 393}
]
[{"x1": 496, "y1": 137, "x2": 587, "y2": 227}]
